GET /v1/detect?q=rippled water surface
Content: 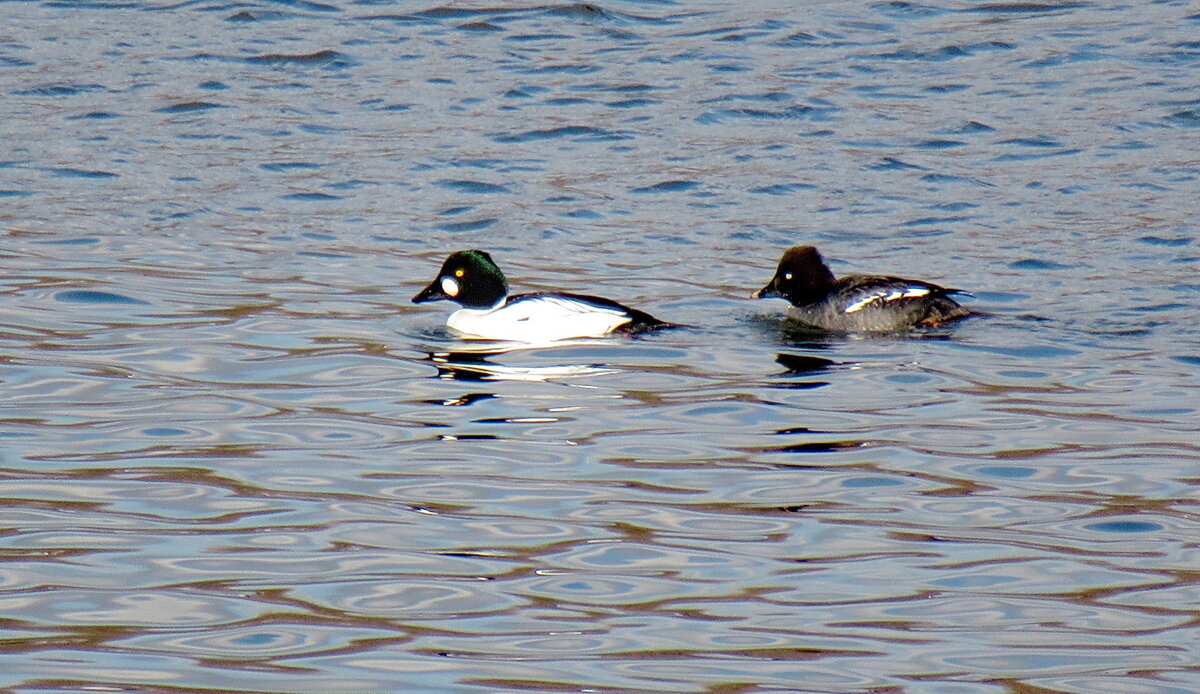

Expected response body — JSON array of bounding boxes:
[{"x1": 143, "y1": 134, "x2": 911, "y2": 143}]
[{"x1": 2, "y1": 0, "x2": 1199, "y2": 692}]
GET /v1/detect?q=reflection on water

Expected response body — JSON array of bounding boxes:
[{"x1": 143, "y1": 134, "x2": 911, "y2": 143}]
[
  {"x1": 424, "y1": 346, "x2": 620, "y2": 382},
  {"x1": 3, "y1": 0, "x2": 1200, "y2": 692}
]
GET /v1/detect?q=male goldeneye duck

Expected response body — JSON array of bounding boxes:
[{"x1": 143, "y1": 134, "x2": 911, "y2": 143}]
[
  {"x1": 752, "y1": 245, "x2": 970, "y2": 331},
  {"x1": 412, "y1": 249, "x2": 668, "y2": 341}
]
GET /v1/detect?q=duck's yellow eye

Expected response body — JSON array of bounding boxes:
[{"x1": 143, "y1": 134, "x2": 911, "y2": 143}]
[{"x1": 454, "y1": 268, "x2": 465, "y2": 278}]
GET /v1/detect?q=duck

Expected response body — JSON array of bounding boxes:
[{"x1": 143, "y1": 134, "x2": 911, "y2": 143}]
[
  {"x1": 751, "y1": 245, "x2": 970, "y2": 331},
  {"x1": 412, "y1": 249, "x2": 669, "y2": 341}
]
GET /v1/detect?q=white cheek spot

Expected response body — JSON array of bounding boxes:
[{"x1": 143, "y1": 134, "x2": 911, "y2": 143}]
[{"x1": 441, "y1": 277, "x2": 459, "y2": 297}]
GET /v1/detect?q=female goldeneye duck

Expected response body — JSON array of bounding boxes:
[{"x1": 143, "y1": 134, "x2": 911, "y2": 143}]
[
  {"x1": 412, "y1": 249, "x2": 668, "y2": 341},
  {"x1": 752, "y1": 245, "x2": 970, "y2": 332}
]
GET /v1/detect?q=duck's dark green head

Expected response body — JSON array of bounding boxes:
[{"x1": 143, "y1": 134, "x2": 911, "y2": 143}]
[{"x1": 413, "y1": 249, "x2": 509, "y2": 309}]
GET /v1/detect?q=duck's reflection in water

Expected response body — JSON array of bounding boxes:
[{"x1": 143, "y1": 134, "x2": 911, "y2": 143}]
[
  {"x1": 422, "y1": 340, "x2": 621, "y2": 383},
  {"x1": 775, "y1": 352, "x2": 836, "y2": 374},
  {"x1": 770, "y1": 352, "x2": 837, "y2": 390}
]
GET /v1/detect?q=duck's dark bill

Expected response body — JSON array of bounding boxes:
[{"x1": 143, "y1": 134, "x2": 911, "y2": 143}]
[
  {"x1": 751, "y1": 283, "x2": 781, "y2": 299},
  {"x1": 413, "y1": 280, "x2": 449, "y2": 304}
]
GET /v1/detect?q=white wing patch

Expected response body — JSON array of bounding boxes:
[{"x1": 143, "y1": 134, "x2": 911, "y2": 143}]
[
  {"x1": 522, "y1": 295, "x2": 627, "y2": 319},
  {"x1": 842, "y1": 286, "x2": 930, "y2": 314}
]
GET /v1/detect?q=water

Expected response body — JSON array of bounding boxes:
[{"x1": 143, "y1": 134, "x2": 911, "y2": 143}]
[{"x1": 2, "y1": 1, "x2": 1199, "y2": 692}]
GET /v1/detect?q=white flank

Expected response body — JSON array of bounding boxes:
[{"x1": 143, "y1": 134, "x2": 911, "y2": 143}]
[{"x1": 447, "y1": 295, "x2": 632, "y2": 342}]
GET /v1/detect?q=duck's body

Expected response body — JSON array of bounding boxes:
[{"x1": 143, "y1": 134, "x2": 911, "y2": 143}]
[
  {"x1": 753, "y1": 246, "x2": 969, "y2": 332},
  {"x1": 414, "y1": 250, "x2": 667, "y2": 342},
  {"x1": 444, "y1": 291, "x2": 664, "y2": 342}
]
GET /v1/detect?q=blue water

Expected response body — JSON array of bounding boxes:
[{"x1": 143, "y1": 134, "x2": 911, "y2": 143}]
[{"x1": 2, "y1": 1, "x2": 1199, "y2": 692}]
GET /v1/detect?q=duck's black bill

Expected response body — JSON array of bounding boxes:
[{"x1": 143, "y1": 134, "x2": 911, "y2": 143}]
[
  {"x1": 412, "y1": 279, "x2": 448, "y2": 304},
  {"x1": 751, "y1": 282, "x2": 780, "y2": 300}
]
